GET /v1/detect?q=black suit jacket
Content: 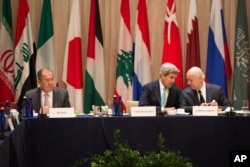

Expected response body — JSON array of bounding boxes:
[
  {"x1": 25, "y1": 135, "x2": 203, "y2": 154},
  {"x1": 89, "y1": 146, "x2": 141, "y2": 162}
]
[
  {"x1": 139, "y1": 80, "x2": 181, "y2": 114},
  {"x1": 25, "y1": 87, "x2": 71, "y2": 113},
  {"x1": 180, "y1": 83, "x2": 230, "y2": 113}
]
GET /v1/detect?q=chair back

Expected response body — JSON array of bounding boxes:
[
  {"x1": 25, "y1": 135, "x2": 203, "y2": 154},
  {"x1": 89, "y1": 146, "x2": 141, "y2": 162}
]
[{"x1": 126, "y1": 101, "x2": 139, "y2": 113}]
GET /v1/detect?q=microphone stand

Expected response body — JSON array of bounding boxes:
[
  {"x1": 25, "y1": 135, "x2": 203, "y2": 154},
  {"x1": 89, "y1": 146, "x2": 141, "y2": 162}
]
[
  {"x1": 38, "y1": 107, "x2": 47, "y2": 119},
  {"x1": 226, "y1": 101, "x2": 235, "y2": 117}
]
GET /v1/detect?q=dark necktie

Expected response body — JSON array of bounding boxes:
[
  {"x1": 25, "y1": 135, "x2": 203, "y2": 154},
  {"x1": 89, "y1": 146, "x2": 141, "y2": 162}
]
[{"x1": 198, "y1": 90, "x2": 205, "y2": 104}]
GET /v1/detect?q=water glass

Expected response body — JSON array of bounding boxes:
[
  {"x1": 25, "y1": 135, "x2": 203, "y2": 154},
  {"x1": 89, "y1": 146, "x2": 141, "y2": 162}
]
[{"x1": 242, "y1": 100, "x2": 249, "y2": 112}]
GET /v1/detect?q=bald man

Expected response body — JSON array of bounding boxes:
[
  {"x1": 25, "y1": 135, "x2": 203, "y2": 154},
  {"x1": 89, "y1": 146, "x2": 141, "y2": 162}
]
[{"x1": 180, "y1": 66, "x2": 230, "y2": 113}]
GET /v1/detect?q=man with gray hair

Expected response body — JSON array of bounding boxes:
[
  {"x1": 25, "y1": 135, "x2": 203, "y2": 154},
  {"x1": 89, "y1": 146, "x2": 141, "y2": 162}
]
[
  {"x1": 25, "y1": 68, "x2": 71, "y2": 114},
  {"x1": 139, "y1": 62, "x2": 181, "y2": 115},
  {"x1": 180, "y1": 66, "x2": 230, "y2": 113}
]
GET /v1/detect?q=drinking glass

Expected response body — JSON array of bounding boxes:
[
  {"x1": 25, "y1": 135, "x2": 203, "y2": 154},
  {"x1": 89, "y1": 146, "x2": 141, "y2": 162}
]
[
  {"x1": 106, "y1": 101, "x2": 113, "y2": 116},
  {"x1": 106, "y1": 101, "x2": 113, "y2": 109},
  {"x1": 242, "y1": 100, "x2": 249, "y2": 112},
  {"x1": 93, "y1": 106, "x2": 100, "y2": 116}
]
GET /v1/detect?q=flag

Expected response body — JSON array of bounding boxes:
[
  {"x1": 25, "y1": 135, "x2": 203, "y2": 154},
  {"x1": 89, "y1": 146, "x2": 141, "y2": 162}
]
[
  {"x1": 14, "y1": 0, "x2": 37, "y2": 110},
  {"x1": 162, "y1": 0, "x2": 183, "y2": 89},
  {"x1": 37, "y1": 0, "x2": 57, "y2": 85},
  {"x1": 62, "y1": 0, "x2": 83, "y2": 113},
  {"x1": 206, "y1": 0, "x2": 232, "y2": 97},
  {"x1": 186, "y1": 0, "x2": 200, "y2": 76},
  {"x1": 0, "y1": 0, "x2": 14, "y2": 107},
  {"x1": 133, "y1": 0, "x2": 151, "y2": 100},
  {"x1": 232, "y1": 0, "x2": 249, "y2": 110},
  {"x1": 115, "y1": 0, "x2": 133, "y2": 112},
  {"x1": 84, "y1": 0, "x2": 105, "y2": 113}
]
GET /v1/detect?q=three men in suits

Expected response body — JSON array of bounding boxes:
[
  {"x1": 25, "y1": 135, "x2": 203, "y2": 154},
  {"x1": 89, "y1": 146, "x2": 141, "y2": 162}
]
[
  {"x1": 25, "y1": 68, "x2": 71, "y2": 113},
  {"x1": 180, "y1": 66, "x2": 230, "y2": 113},
  {"x1": 139, "y1": 63, "x2": 181, "y2": 115}
]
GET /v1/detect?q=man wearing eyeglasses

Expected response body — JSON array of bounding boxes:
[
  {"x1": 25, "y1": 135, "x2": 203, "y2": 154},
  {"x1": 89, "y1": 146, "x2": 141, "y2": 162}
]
[{"x1": 180, "y1": 66, "x2": 230, "y2": 113}]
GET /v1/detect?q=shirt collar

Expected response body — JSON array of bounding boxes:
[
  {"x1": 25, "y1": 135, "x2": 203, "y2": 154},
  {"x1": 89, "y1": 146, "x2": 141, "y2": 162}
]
[
  {"x1": 42, "y1": 91, "x2": 52, "y2": 97},
  {"x1": 200, "y1": 82, "x2": 206, "y2": 92},
  {"x1": 159, "y1": 79, "x2": 165, "y2": 90}
]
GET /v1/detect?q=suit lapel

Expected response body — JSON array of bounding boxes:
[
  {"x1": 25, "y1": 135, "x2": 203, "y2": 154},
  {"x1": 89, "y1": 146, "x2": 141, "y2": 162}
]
[
  {"x1": 153, "y1": 81, "x2": 161, "y2": 105},
  {"x1": 33, "y1": 88, "x2": 42, "y2": 112},
  {"x1": 206, "y1": 84, "x2": 212, "y2": 102},
  {"x1": 192, "y1": 89, "x2": 200, "y2": 105},
  {"x1": 53, "y1": 89, "x2": 57, "y2": 107},
  {"x1": 166, "y1": 88, "x2": 170, "y2": 106}
]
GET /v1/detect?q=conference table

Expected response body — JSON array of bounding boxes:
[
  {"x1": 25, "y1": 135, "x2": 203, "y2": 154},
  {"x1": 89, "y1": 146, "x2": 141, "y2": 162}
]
[{"x1": 5, "y1": 114, "x2": 250, "y2": 167}]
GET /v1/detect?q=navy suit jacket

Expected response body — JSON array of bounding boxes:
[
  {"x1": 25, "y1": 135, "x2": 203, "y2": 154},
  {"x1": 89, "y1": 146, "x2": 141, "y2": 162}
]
[
  {"x1": 25, "y1": 87, "x2": 71, "y2": 113},
  {"x1": 139, "y1": 80, "x2": 181, "y2": 114},
  {"x1": 180, "y1": 83, "x2": 230, "y2": 113}
]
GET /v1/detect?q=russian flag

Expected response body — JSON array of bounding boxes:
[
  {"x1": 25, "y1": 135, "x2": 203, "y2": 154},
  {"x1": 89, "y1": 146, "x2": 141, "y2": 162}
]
[
  {"x1": 206, "y1": 0, "x2": 232, "y2": 97},
  {"x1": 133, "y1": 0, "x2": 151, "y2": 100}
]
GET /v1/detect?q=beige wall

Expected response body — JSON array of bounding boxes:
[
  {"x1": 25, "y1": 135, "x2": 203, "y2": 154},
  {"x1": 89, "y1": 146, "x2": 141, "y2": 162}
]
[{"x1": 2, "y1": 0, "x2": 250, "y2": 102}]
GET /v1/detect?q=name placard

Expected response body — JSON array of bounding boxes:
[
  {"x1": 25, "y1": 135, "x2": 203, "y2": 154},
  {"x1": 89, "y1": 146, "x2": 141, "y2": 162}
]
[
  {"x1": 49, "y1": 107, "x2": 75, "y2": 118},
  {"x1": 131, "y1": 106, "x2": 156, "y2": 117},
  {"x1": 192, "y1": 106, "x2": 218, "y2": 116}
]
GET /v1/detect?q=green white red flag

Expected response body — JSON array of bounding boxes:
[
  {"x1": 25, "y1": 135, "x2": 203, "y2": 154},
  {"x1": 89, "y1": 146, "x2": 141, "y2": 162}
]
[{"x1": 37, "y1": 0, "x2": 58, "y2": 85}]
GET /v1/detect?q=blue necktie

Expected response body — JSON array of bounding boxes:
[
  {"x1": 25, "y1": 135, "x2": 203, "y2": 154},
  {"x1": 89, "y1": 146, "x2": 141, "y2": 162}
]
[{"x1": 161, "y1": 88, "x2": 167, "y2": 107}]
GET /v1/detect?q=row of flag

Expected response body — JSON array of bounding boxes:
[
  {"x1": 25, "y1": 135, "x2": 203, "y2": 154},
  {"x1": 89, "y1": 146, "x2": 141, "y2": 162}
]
[{"x1": 0, "y1": 0, "x2": 249, "y2": 113}]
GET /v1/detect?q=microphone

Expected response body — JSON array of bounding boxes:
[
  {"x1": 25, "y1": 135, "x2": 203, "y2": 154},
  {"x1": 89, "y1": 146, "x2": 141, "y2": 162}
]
[{"x1": 226, "y1": 100, "x2": 235, "y2": 116}]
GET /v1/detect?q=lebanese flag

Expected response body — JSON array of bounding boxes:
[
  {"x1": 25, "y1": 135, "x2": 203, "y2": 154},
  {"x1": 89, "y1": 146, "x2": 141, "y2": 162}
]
[
  {"x1": 14, "y1": 0, "x2": 37, "y2": 109},
  {"x1": 115, "y1": 0, "x2": 133, "y2": 112},
  {"x1": 84, "y1": 0, "x2": 105, "y2": 113},
  {"x1": 186, "y1": 0, "x2": 200, "y2": 79},
  {"x1": 62, "y1": 0, "x2": 83, "y2": 113},
  {"x1": 133, "y1": 0, "x2": 152, "y2": 100},
  {"x1": 36, "y1": 0, "x2": 58, "y2": 85},
  {"x1": 0, "y1": 0, "x2": 14, "y2": 107},
  {"x1": 162, "y1": 0, "x2": 183, "y2": 89},
  {"x1": 206, "y1": 0, "x2": 232, "y2": 97}
]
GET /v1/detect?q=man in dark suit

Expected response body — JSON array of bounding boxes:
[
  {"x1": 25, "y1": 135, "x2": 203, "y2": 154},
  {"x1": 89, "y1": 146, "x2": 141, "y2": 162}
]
[
  {"x1": 25, "y1": 68, "x2": 71, "y2": 113},
  {"x1": 139, "y1": 62, "x2": 181, "y2": 115},
  {"x1": 180, "y1": 66, "x2": 230, "y2": 113}
]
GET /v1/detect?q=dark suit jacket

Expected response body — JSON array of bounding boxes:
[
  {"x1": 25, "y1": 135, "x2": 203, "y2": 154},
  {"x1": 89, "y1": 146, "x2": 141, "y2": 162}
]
[
  {"x1": 180, "y1": 83, "x2": 230, "y2": 113},
  {"x1": 25, "y1": 87, "x2": 71, "y2": 113},
  {"x1": 139, "y1": 80, "x2": 181, "y2": 115}
]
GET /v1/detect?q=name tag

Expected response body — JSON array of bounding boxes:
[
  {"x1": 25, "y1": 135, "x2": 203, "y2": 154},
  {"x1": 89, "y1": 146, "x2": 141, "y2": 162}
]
[
  {"x1": 49, "y1": 107, "x2": 75, "y2": 118},
  {"x1": 131, "y1": 106, "x2": 156, "y2": 117},
  {"x1": 192, "y1": 106, "x2": 218, "y2": 116}
]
